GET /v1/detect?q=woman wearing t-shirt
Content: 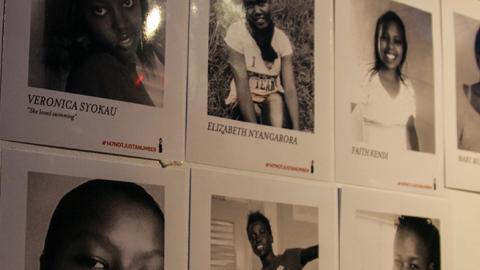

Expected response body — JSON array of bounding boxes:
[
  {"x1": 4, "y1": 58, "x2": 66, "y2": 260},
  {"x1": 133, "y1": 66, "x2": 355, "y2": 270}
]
[{"x1": 224, "y1": 0, "x2": 299, "y2": 130}]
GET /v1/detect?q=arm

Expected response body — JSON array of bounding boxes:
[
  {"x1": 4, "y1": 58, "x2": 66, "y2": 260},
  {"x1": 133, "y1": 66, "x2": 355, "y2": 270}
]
[
  {"x1": 300, "y1": 245, "x2": 318, "y2": 266},
  {"x1": 407, "y1": 115, "x2": 419, "y2": 151},
  {"x1": 226, "y1": 45, "x2": 257, "y2": 123},
  {"x1": 281, "y1": 55, "x2": 300, "y2": 130}
]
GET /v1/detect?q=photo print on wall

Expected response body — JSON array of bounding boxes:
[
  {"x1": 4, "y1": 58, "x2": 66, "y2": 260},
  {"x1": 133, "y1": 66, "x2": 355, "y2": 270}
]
[
  {"x1": 443, "y1": 0, "x2": 480, "y2": 192},
  {"x1": 187, "y1": 0, "x2": 333, "y2": 181},
  {"x1": 0, "y1": 149, "x2": 189, "y2": 270},
  {"x1": 189, "y1": 168, "x2": 338, "y2": 270},
  {"x1": 0, "y1": 0, "x2": 189, "y2": 160},
  {"x1": 335, "y1": 0, "x2": 443, "y2": 194}
]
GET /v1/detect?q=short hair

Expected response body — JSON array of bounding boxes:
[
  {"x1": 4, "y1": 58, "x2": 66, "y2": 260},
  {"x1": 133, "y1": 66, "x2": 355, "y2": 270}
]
[
  {"x1": 371, "y1": 11, "x2": 408, "y2": 82},
  {"x1": 40, "y1": 179, "x2": 164, "y2": 268},
  {"x1": 396, "y1": 216, "x2": 440, "y2": 270},
  {"x1": 246, "y1": 211, "x2": 272, "y2": 236},
  {"x1": 475, "y1": 27, "x2": 480, "y2": 69}
]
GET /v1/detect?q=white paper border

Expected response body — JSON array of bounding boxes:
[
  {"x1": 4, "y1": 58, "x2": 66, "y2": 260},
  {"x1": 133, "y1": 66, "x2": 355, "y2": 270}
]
[
  {"x1": 0, "y1": 149, "x2": 189, "y2": 270},
  {"x1": 443, "y1": 0, "x2": 480, "y2": 192},
  {"x1": 340, "y1": 186, "x2": 451, "y2": 270},
  {"x1": 189, "y1": 168, "x2": 338, "y2": 270},
  {"x1": 0, "y1": 0, "x2": 189, "y2": 160},
  {"x1": 186, "y1": 0, "x2": 334, "y2": 181},
  {"x1": 335, "y1": 0, "x2": 444, "y2": 194}
]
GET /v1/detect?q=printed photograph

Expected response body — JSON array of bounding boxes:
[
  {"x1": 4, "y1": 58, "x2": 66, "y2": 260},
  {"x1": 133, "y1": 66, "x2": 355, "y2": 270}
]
[
  {"x1": 28, "y1": 0, "x2": 166, "y2": 107},
  {"x1": 454, "y1": 13, "x2": 480, "y2": 153},
  {"x1": 211, "y1": 195, "x2": 319, "y2": 270},
  {"x1": 349, "y1": 0, "x2": 435, "y2": 153},
  {"x1": 24, "y1": 173, "x2": 165, "y2": 270},
  {"x1": 207, "y1": 0, "x2": 315, "y2": 132},
  {"x1": 354, "y1": 211, "x2": 441, "y2": 270}
]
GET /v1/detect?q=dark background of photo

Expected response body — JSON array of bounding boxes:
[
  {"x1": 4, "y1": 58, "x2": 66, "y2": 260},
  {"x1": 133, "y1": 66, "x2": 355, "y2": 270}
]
[
  {"x1": 207, "y1": 0, "x2": 315, "y2": 132},
  {"x1": 24, "y1": 172, "x2": 165, "y2": 270},
  {"x1": 28, "y1": 0, "x2": 166, "y2": 92},
  {"x1": 349, "y1": 0, "x2": 435, "y2": 153}
]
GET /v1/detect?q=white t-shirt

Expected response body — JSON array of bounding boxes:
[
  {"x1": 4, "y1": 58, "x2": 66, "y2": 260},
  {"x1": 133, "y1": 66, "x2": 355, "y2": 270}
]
[
  {"x1": 359, "y1": 73, "x2": 417, "y2": 149},
  {"x1": 224, "y1": 20, "x2": 293, "y2": 104}
]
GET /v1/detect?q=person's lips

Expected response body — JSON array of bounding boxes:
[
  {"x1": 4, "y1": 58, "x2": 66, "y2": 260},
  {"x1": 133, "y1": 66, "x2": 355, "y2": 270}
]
[{"x1": 117, "y1": 33, "x2": 134, "y2": 49}]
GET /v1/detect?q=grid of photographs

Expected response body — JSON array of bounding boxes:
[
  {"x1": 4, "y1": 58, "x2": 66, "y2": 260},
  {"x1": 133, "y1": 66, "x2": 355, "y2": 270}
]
[
  {"x1": 186, "y1": 0, "x2": 333, "y2": 181},
  {"x1": 189, "y1": 168, "x2": 338, "y2": 270},
  {"x1": 443, "y1": 0, "x2": 480, "y2": 192},
  {"x1": 0, "y1": 0, "x2": 189, "y2": 160},
  {"x1": 340, "y1": 186, "x2": 451, "y2": 270},
  {"x1": 335, "y1": 0, "x2": 444, "y2": 194},
  {"x1": 0, "y1": 0, "x2": 474, "y2": 269},
  {"x1": 0, "y1": 149, "x2": 189, "y2": 270}
]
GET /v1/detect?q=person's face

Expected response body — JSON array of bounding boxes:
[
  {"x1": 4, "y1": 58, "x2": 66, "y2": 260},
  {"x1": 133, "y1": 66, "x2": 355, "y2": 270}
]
[
  {"x1": 247, "y1": 221, "x2": 273, "y2": 258},
  {"x1": 378, "y1": 21, "x2": 405, "y2": 71},
  {"x1": 244, "y1": 0, "x2": 272, "y2": 30},
  {"x1": 393, "y1": 229, "x2": 433, "y2": 270},
  {"x1": 48, "y1": 199, "x2": 164, "y2": 270},
  {"x1": 81, "y1": 0, "x2": 143, "y2": 60}
]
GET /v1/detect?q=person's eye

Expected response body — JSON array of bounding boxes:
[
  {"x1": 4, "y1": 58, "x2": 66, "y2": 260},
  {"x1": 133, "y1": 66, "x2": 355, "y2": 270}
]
[
  {"x1": 75, "y1": 255, "x2": 108, "y2": 269},
  {"x1": 393, "y1": 37, "x2": 402, "y2": 44},
  {"x1": 92, "y1": 7, "x2": 108, "y2": 16},
  {"x1": 122, "y1": 0, "x2": 134, "y2": 8},
  {"x1": 408, "y1": 263, "x2": 420, "y2": 269}
]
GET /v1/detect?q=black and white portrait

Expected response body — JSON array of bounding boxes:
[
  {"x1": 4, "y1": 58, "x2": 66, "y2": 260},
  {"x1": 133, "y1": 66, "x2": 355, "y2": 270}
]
[
  {"x1": 25, "y1": 173, "x2": 165, "y2": 270},
  {"x1": 454, "y1": 13, "x2": 480, "y2": 153},
  {"x1": 353, "y1": 211, "x2": 441, "y2": 270},
  {"x1": 207, "y1": 0, "x2": 314, "y2": 132},
  {"x1": 28, "y1": 0, "x2": 166, "y2": 107},
  {"x1": 349, "y1": 0, "x2": 435, "y2": 153},
  {"x1": 211, "y1": 196, "x2": 319, "y2": 270}
]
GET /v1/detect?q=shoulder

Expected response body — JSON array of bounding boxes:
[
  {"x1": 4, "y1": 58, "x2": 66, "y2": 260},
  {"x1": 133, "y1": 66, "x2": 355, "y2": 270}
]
[
  {"x1": 66, "y1": 52, "x2": 132, "y2": 98},
  {"x1": 227, "y1": 20, "x2": 246, "y2": 33},
  {"x1": 69, "y1": 52, "x2": 127, "y2": 78},
  {"x1": 401, "y1": 77, "x2": 416, "y2": 99},
  {"x1": 358, "y1": 72, "x2": 378, "y2": 102},
  {"x1": 273, "y1": 26, "x2": 293, "y2": 56},
  {"x1": 282, "y1": 248, "x2": 303, "y2": 261},
  {"x1": 225, "y1": 20, "x2": 248, "y2": 52}
]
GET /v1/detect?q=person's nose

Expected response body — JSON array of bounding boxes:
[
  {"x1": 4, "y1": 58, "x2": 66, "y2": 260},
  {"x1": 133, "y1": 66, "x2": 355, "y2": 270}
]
[
  {"x1": 111, "y1": 8, "x2": 128, "y2": 32},
  {"x1": 386, "y1": 38, "x2": 394, "y2": 50},
  {"x1": 253, "y1": 4, "x2": 262, "y2": 14}
]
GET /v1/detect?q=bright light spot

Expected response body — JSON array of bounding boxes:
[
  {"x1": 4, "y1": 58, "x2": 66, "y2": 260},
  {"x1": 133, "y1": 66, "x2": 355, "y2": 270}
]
[
  {"x1": 191, "y1": 3, "x2": 198, "y2": 14},
  {"x1": 145, "y1": 6, "x2": 162, "y2": 41}
]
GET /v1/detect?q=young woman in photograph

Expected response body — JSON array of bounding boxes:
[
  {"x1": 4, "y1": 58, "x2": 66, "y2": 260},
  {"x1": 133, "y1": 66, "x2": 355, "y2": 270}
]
[
  {"x1": 224, "y1": 0, "x2": 300, "y2": 130},
  {"x1": 352, "y1": 11, "x2": 419, "y2": 150},
  {"x1": 393, "y1": 216, "x2": 440, "y2": 270},
  {"x1": 44, "y1": 0, "x2": 165, "y2": 106},
  {"x1": 40, "y1": 179, "x2": 165, "y2": 270},
  {"x1": 457, "y1": 27, "x2": 480, "y2": 152},
  {"x1": 246, "y1": 211, "x2": 318, "y2": 270}
]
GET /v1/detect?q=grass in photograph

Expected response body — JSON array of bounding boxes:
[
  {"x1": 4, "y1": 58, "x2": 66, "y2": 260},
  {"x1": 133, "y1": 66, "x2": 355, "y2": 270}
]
[{"x1": 208, "y1": 0, "x2": 315, "y2": 132}]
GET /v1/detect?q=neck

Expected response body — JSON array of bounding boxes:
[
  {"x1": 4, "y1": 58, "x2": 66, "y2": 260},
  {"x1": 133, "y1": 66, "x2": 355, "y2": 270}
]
[
  {"x1": 260, "y1": 251, "x2": 276, "y2": 268},
  {"x1": 378, "y1": 68, "x2": 398, "y2": 82},
  {"x1": 378, "y1": 69, "x2": 401, "y2": 97}
]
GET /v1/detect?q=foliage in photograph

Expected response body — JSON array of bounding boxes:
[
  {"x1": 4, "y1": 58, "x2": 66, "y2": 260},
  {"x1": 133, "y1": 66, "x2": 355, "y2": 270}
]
[{"x1": 208, "y1": 0, "x2": 315, "y2": 132}]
